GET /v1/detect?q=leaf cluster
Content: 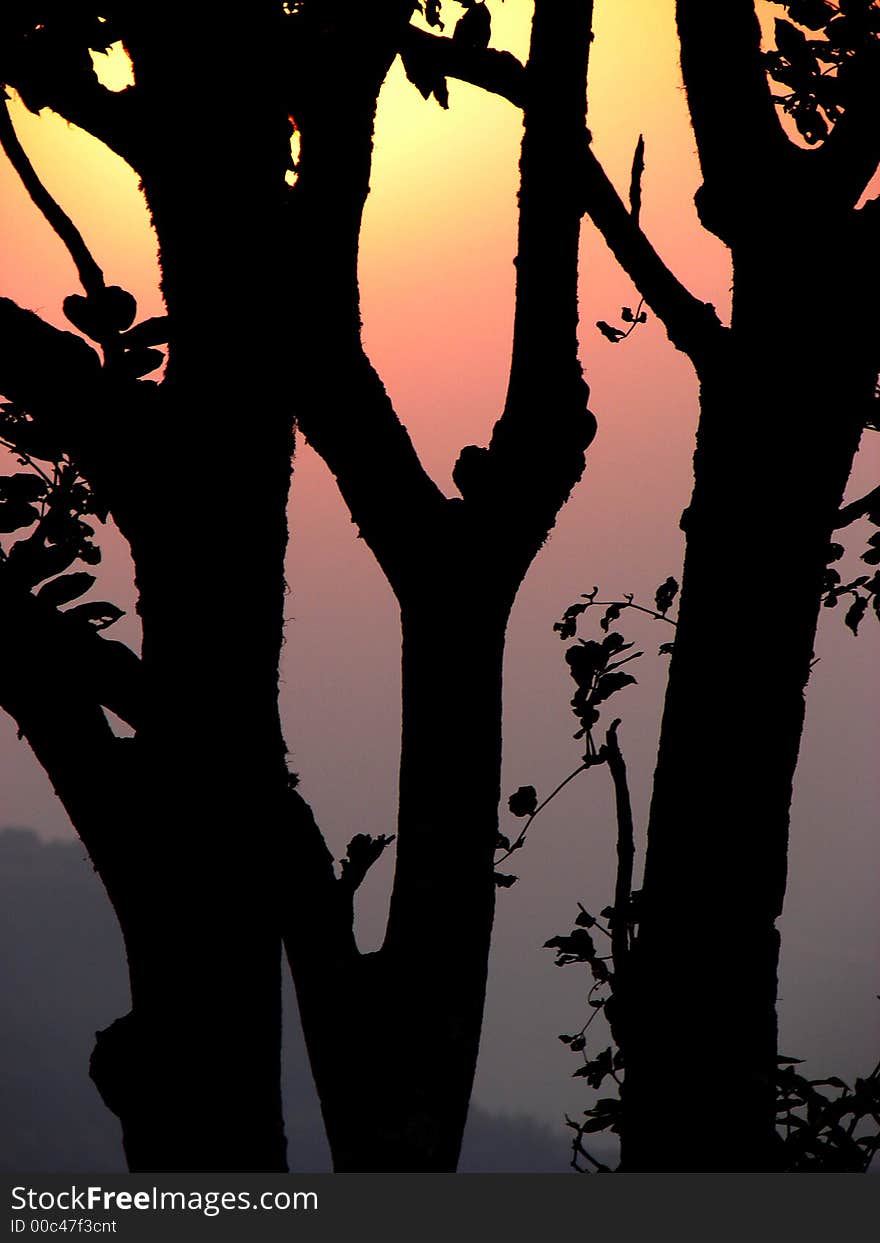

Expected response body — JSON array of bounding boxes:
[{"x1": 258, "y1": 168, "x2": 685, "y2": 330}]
[
  {"x1": 0, "y1": 413, "x2": 123, "y2": 632},
  {"x1": 822, "y1": 523, "x2": 880, "y2": 635},
  {"x1": 776, "y1": 1054, "x2": 880, "y2": 1171},
  {"x1": 766, "y1": 1, "x2": 880, "y2": 143}
]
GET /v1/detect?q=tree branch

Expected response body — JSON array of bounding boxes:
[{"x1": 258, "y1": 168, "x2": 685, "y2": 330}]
[
  {"x1": 676, "y1": 0, "x2": 800, "y2": 236},
  {"x1": 395, "y1": 17, "x2": 722, "y2": 368},
  {"x1": 458, "y1": 0, "x2": 595, "y2": 576},
  {"x1": 579, "y1": 145, "x2": 726, "y2": 363},
  {"x1": 286, "y1": 33, "x2": 451, "y2": 597},
  {"x1": 0, "y1": 97, "x2": 104, "y2": 296},
  {"x1": 398, "y1": 25, "x2": 528, "y2": 109},
  {"x1": 1, "y1": 29, "x2": 144, "y2": 170}
]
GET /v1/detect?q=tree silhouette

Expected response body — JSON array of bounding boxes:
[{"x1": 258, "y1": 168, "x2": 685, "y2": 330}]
[
  {"x1": 395, "y1": 0, "x2": 880, "y2": 1170},
  {"x1": 0, "y1": 0, "x2": 599, "y2": 1172},
  {"x1": 589, "y1": 0, "x2": 880, "y2": 1172},
  {"x1": 1, "y1": 0, "x2": 876, "y2": 1175}
]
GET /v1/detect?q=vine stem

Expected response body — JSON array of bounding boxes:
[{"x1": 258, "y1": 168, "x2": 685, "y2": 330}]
[
  {"x1": 496, "y1": 760, "x2": 595, "y2": 865},
  {"x1": 586, "y1": 595, "x2": 677, "y2": 627}
]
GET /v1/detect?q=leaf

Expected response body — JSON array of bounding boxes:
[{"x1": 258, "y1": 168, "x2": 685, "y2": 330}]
[
  {"x1": 37, "y1": 571, "x2": 96, "y2": 608},
  {"x1": 600, "y1": 602, "x2": 623, "y2": 632},
  {"x1": 654, "y1": 575, "x2": 679, "y2": 615},
  {"x1": 553, "y1": 601, "x2": 588, "y2": 640},
  {"x1": 592, "y1": 670, "x2": 637, "y2": 705},
  {"x1": 424, "y1": 0, "x2": 444, "y2": 29},
  {"x1": 62, "y1": 286, "x2": 137, "y2": 340},
  {"x1": 575, "y1": 908, "x2": 595, "y2": 928},
  {"x1": 494, "y1": 872, "x2": 517, "y2": 888},
  {"x1": 826, "y1": 543, "x2": 845, "y2": 563},
  {"x1": 861, "y1": 533, "x2": 880, "y2": 565},
  {"x1": 565, "y1": 641, "x2": 603, "y2": 687},
  {"x1": 544, "y1": 928, "x2": 596, "y2": 964},
  {"x1": 0, "y1": 473, "x2": 47, "y2": 502},
  {"x1": 658, "y1": 641, "x2": 675, "y2": 655},
  {"x1": 596, "y1": 321, "x2": 625, "y2": 343},
  {"x1": 508, "y1": 785, "x2": 538, "y2": 818},
  {"x1": 64, "y1": 601, "x2": 125, "y2": 630},
  {"x1": 621, "y1": 307, "x2": 634, "y2": 323},
  {"x1": 844, "y1": 595, "x2": 867, "y2": 635}
]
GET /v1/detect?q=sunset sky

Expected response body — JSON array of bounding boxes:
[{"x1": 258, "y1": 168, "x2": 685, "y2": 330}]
[{"x1": 0, "y1": 0, "x2": 877, "y2": 1135}]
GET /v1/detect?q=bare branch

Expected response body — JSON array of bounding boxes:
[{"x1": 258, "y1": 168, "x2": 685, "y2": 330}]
[
  {"x1": 579, "y1": 145, "x2": 725, "y2": 364},
  {"x1": 399, "y1": 25, "x2": 528, "y2": 109},
  {"x1": 0, "y1": 97, "x2": 104, "y2": 296},
  {"x1": 397, "y1": 13, "x2": 721, "y2": 370},
  {"x1": 470, "y1": 0, "x2": 596, "y2": 563}
]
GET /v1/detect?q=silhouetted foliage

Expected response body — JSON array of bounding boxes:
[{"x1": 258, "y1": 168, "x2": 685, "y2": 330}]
[
  {"x1": 538, "y1": 590, "x2": 880, "y2": 1172},
  {"x1": 1, "y1": 0, "x2": 877, "y2": 1176}
]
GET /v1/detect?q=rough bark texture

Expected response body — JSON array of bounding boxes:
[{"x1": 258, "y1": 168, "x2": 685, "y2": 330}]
[
  {"x1": 2, "y1": 3, "x2": 296, "y2": 1171},
  {"x1": 280, "y1": 0, "x2": 596, "y2": 1170},
  {"x1": 610, "y1": 0, "x2": 880, "y2": 1168},
  {"x1": 0, "y1": 0, "x2": 596, "y2": 1172}
]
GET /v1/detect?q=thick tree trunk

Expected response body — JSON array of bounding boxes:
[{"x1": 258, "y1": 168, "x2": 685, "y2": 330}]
[
  {"x1": 621, "y1": 258, "x2": 870, "y2": 1169},
  {"x1": 84, "y1": 16, "x2": 297, "y2": 1167}
]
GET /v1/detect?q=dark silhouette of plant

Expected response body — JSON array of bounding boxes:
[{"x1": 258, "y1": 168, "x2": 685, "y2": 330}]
[
  {"x1": 0, "y1": 0, "x2": 603, "y2": 1173},
  {"x1": 569, "y1": 0, "x2": 880, "y2": 1170},
  {"x1": 1, "y1": 0, "x2": 877, "y2": 1175},
  {"x1": 513, "y1": 585, "x2": 879, "y2": 1172},
  {"x1": 388, "y1": 0, "x2": 880, "y2": 1160}
]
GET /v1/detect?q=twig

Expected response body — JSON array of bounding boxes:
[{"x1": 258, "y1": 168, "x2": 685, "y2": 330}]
[{"x1": 496, "y1": 761, "x2": 591, "y2": 864}]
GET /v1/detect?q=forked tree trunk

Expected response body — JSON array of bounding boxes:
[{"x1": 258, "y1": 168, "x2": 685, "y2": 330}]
[
  {"x1": 283, "y1": 0, "x2": 594, "y2": 1171},
  {"x1": 291, "y1": 588, "x2": 508, "y2": 1171}
]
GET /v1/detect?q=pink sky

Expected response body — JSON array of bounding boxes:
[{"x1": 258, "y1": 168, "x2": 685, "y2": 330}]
[{"x1": 0, "y1": 0, "x2": 877, "y2": 1128}]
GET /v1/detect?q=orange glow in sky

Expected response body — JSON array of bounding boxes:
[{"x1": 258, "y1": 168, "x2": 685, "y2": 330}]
[{"x1": 0, "y1": 1, "x2": 877, "y2": 1129}]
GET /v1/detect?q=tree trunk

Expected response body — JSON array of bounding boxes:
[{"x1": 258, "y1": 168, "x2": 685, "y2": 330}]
[
  {"x1": 621, "y1": 257, "x2": 870, "y2": 1169},
  {"x1": 291, "y1": 584, "x2": 508, "y2": 1171},
  {"x1": 84, "y1": 20, "x2": 297, "y2": 1166}
]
